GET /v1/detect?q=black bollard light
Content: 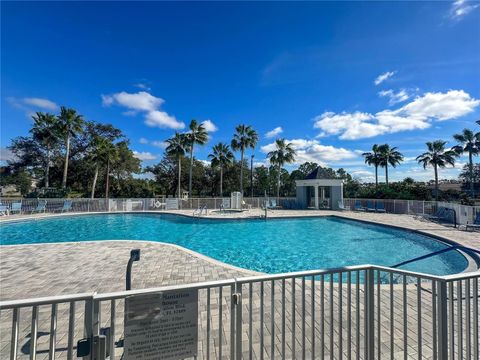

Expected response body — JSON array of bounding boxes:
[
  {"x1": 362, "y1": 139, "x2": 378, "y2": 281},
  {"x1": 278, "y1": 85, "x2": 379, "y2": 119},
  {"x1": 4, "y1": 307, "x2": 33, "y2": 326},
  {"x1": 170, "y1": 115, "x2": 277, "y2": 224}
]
[{"x1": 126, "y1": 249, "x2": 140, "y2": 290}]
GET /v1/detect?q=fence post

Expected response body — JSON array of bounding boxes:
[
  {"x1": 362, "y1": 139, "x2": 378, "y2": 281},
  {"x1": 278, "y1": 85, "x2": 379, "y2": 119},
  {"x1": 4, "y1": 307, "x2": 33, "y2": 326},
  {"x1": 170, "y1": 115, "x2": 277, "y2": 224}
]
[
  {"x1": 365, "y1": 268, "x2": 375, "y2": 360},
  {"x1": 83, "y1": 297, "x2": 94, "y2": 360},
  {"x1": 365, "y1": 269, "x2": 375, "y2": 360},
  {"x1": 437, "y1": 281, "x2": 448, "y2": 360}
]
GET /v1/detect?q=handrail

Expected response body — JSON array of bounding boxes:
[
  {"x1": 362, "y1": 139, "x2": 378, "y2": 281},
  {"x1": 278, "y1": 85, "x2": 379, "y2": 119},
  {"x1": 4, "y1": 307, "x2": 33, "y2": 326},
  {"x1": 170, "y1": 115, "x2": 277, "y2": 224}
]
[
  {"x1": 3, "y1": 263, "x2": 479, "y2": 309},
  {"x1": 390, "y1": 245, "x2": 480, "y2": 269}
]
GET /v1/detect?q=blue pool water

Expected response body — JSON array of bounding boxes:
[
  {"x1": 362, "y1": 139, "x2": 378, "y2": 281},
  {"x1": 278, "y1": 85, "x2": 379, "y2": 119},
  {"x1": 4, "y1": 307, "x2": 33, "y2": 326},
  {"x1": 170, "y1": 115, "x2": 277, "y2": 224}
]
[{"x1": 0, "y1": 214, "x2": 468, "y2": 275}]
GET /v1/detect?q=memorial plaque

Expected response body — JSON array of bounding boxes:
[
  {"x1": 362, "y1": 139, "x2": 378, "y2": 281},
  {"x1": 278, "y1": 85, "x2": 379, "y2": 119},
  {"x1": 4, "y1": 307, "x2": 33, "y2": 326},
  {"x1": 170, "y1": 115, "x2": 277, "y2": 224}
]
[{"x1": 124, "y1": 289, "x2": 198, "y2": 360}]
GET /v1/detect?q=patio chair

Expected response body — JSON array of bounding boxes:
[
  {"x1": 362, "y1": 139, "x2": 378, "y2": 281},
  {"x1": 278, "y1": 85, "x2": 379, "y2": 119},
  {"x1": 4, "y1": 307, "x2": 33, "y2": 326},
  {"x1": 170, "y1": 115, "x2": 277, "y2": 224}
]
[
  {"x1": 338, "y1": 200, "x2": 346, "y2": 211},
  {"x1": 32, "y1": 200, "x2": 47, "y2": 213},
  {"x1": 61, "y1": 200, "x2": 73, "y2": 212},
  {"x1": 268, "y1": 199, "x2": 277, "y2": 209},
  {"x1": 0, "y1": 203, "x2": 9, "y2": 216},
  {"x1": 465, "y1": 213, "x2": 480, "y2": 232},
  {"x1": 366, "y1": 200, "x2": 376, "y2": 212},
  {"x1": 10, "y1": 201, "x2": 22, "y2": 214},
  {"x1": 376, "y1": 201, "x2": 386, "y2": 213},
  {"x1": 354, "y1": 200, "x2": 364, "y2": 211}
]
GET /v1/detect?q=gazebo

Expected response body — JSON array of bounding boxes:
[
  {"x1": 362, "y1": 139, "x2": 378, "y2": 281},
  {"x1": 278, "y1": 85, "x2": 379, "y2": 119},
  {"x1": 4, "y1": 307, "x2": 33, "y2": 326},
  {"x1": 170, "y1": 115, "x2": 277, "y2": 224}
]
[{"x1": 295, "y1": 167, "x2": 344, "y2": 210}]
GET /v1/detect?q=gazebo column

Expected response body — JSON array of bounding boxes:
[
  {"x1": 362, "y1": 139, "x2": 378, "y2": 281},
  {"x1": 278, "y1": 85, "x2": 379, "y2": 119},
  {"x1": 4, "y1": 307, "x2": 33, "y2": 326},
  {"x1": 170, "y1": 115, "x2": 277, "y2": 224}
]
[
  {"x1": 321, "y1": 187, "x2": 325, "y2": 206},
  {"x1": 314, "y1": 186, "x2": 319, "y2": 209}
]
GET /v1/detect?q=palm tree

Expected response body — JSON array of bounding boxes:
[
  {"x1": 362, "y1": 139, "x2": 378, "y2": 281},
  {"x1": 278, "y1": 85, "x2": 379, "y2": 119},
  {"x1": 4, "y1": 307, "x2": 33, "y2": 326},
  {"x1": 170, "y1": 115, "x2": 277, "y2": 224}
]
[
  {"x1": 101, "y1": 140, "x2": 118, "y2": 198},
  {"x1": 30, "y1": 112, "x2": 59, "y2": 188},
  {"x1": 208, "y1": 143, "x2": 234, "y2": 196},
  {"x1": 166, "y1": 132, "x2": 189, "y2": 197},
  {"x1": 57, "y1": 107, "x2": 84, "y2": 189},
  {"x1": 186, "y1": 120, "x2": 208, "y2": 197},
  {"x1": 452, "y1": 129, "x2": 480, "y2": 196},
  {"x1": 85, "y1": 122, "x2": 123, "y2": 198},
  {"x1": 267, "y1": 138, "x2": 296, "y2": 200},
  {"x1": 378, "y1": 144, "x2": 403, "y2": 186},
  {"x1": 416, "y1": 140, "x2": 457, "y2": 200},
  {"x1": 231, "y1": 124, "x2": 258, "y2": 195},
  {"x1": 362, "y1": 144, "x2": 382, "y2": 187}
]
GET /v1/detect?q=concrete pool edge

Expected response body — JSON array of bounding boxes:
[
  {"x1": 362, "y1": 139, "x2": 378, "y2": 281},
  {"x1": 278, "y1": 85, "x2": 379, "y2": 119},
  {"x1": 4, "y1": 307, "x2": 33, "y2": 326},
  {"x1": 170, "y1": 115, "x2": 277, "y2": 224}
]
[{"x1": 1, "y1": 210, "x2": 479, "y2": 274}]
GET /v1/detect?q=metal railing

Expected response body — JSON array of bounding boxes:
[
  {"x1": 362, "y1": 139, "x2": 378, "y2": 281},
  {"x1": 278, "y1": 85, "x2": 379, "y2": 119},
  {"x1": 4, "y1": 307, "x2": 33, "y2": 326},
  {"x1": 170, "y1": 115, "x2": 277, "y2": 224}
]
[
  {"x1": 1, "y1": 196, "x2": 478, "y2": 225},
  {"x1": 1, "y1": 265, "x2": 478, "y2": 359}
]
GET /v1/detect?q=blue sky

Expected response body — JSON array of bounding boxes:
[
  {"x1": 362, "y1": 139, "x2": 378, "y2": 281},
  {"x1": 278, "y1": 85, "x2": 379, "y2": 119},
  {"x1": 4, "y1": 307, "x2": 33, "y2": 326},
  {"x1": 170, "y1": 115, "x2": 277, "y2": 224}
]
[{"x1": 2, "y1": 1, "x2": 479, "y2": 182}]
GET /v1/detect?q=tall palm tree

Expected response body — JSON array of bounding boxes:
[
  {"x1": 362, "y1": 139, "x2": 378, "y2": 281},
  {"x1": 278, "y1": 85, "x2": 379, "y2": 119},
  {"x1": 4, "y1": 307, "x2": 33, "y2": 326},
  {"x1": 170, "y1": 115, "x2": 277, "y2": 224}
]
[
  {"x1": 452, "y1": 128, "x2": 480, "y2": 196},
  {"x1": 416, "y1": 140, "x2": 457, "y2": 200},
  {"x1": 231, "y1": 124, "x2": 258, "y2": 195},
  {"x1": 267, "y1": 138, "x2": 296, "y2": 200},
  {"x1": 57, "y1": 107, "x2": 84, "y2": 189},
  {"x1": 378, "y1": 144, "x2": 403, "y2": 186},
  {"x1": 30, "y1": 112, "x2": 59, "y2": 188},
  {"x1": 101, "y1": 140, "x2": 118, "y2": 198},
  {"x1": 208, "y1": 142, "x2": 234, "y2": 196},
  {"x1": 186, "y1": 120, "x2": 208, "y2": 197},
  {"x1": 166, "y1": 132, "x2": 189, "y2": 197},
  {"x1": 362, "y1": 144, "x2": 382, "y2": 187},
  {"x1": 85, "y1": 122, "x2": 123, "y2": 198}
]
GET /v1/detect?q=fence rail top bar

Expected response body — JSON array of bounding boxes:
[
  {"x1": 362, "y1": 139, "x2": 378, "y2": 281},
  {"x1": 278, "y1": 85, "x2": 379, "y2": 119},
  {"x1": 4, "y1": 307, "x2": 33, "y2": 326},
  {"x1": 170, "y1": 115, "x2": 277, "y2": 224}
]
[{"x1": 2, "y1": 263, "x2": 479, "y2": 309}]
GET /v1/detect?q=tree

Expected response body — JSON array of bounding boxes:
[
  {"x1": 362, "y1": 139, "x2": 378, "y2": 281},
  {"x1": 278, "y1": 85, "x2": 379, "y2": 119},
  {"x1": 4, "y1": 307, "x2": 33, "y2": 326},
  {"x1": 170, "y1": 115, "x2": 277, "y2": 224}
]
[
  {"x1": 30, "y1": 112, "x2": 60, "y2": 188},
  {"x1": 208, "y1": 142, "x2": 234, "y2": 196},
  {"x1": 452, "y1": 128, "x2": 480, "y2": 196},
  {"x1": 416, "y1": 140, "x2": 457, "y2": 200},
  {"x1": 378, "y1": 144, "x2": 403, "y2": 186},
  {"x1": 166, "y1": 132, "x2": 189, "y2": 197},
  {"x1": 185, "y1": 120, "x2": 208, "y2": 197},
  {"x1": 57, "y1": 107, "x2": 84, "y2": 189},
  {"x1": 84, "y1": 122, "x2": 123, "y2": 198},
  {"x1": 267, "y1": 138, "x2": 296, "y2": 199},
  {"x1": 362, "y1": 144, "x2": 382, "y2": 187},
  {"x1": 231, "y1": 124, "x2": 258, "y2": 195}
]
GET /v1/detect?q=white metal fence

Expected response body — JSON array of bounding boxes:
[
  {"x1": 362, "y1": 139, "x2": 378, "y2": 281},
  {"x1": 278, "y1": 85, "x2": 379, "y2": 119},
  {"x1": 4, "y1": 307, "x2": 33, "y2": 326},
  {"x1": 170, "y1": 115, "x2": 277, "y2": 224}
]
[
  {"x1": 0, "y1": 265, "x2": 478, "y2": 360},
  {"x1": 1, "y1": 197, "x2": 479, "y2": 225}
]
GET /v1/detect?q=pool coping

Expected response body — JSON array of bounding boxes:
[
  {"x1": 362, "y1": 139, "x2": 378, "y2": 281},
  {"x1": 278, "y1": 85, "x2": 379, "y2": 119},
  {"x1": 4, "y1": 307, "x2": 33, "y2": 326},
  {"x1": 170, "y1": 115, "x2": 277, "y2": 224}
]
[{"x1": 0, "y1": 210, "x2": 480, "y2": 275}]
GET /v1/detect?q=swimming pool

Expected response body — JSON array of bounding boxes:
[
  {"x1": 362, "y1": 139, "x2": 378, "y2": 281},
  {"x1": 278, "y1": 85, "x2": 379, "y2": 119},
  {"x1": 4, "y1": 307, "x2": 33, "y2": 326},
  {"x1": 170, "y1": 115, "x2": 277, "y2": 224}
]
[{"x1": 0, "y1": 213, "x2": 469, "y2": 275}]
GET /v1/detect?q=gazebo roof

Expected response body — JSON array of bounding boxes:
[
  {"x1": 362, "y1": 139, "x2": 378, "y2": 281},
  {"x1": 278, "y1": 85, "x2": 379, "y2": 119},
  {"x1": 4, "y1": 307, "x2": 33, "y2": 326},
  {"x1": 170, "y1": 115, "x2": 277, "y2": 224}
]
[{"x1": 304, "y1": 167, "x2": 338, "y2": 180}]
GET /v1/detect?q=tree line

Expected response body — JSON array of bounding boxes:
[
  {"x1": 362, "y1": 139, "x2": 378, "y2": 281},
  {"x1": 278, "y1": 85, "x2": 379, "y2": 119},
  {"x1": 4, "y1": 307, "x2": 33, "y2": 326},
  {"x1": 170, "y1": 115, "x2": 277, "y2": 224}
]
[
  {"x1": 2, "y1": 106, "x2": 478, "y2": 201},
  {"x1": 362, "y1": 128, "x2": 480, "y2": 200}
]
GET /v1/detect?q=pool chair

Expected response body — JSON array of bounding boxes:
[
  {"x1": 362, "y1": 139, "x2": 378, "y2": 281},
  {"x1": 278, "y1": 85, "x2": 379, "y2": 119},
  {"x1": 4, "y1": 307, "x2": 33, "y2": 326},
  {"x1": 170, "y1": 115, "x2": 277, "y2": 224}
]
[
  {"x1": 376, "y1": 201, "x2": 386, "y2": 213},
  {"x1": 338, "y1": 200, "x2": 347, "y2": 211},
  {"x1": 10, "y1": 201, "x2": 22, "y2": 214},
  {"x1": 366, "y1": 200, "x2": 376, "y2": 212},
  {"x1": 60, "y1": 200, "x2": 73, "y2": 212},
  {"x1": 466, "y1": 213, "x2": 480, "y2": 232},
  {"x1": 268, "y1": 199, "x2": 277, "y2": 209},
  {"x1": 354, "y1": 200, "x2": 365, "y2": 211},
  {"x1": 0, "y1": 203, "x2": 9, "y2": 216},
  {"x1": 32, "y1": 200, "x2": 47, "y2": 213}
]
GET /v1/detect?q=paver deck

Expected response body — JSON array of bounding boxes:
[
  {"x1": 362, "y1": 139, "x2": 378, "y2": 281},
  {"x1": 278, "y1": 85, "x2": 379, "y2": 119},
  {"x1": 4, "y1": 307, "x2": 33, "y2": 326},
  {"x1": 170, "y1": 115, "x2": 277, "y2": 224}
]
[{"x1": 0, "y1": 210, "x2": 478, "y2": 359}]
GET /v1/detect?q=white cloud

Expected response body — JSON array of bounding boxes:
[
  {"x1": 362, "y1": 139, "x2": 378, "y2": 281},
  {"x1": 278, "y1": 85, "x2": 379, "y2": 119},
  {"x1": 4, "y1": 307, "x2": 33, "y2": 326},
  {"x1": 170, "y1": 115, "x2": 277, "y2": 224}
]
[
  {"x1": 145, "y1": 110, "x2": 184, "y2": 129},
  {"x1": 102, "y1": 91, "x2": 185, "y2": 130},
  {"x1": 314, "y1": 90, "x2": 480, "y2": 140},
  {"x1": 201, "y1": 119, "x2": 218, "y2": 132},
  {"x1": 374, "y1": 71, "x2": 396, "y2": 86},
  {"x1": 449, "y1": 0, "x2": 479, "y2": 20},
  {"x1": 261, "y1": 138, "x2": 358, "y2": 166},
  {"x1": 22, "y1": 97, "x2": 58, "y2": 111},
  {"x1": 7, "y1": 97, "x2": 58, "y2": 114},
  {"x1": 151, "y1": 140, "x2": 168, "y2": 149},
  {"x1": 0, "y1": 148, "x2": 15, "y2": 162},
  {"x1": 139, "y1": 138, "x2": 149, "y2": 144},
  {"x1": 133, "y1": 151, "x2": 157, "y2": 161},
  {"x1": 378, "y1": 89, "x2": 410, "y2": 105},
  {"x1": 133, "y1": 83, "x2": 151, "y2": 91},
  {"x1": 102, "y1": 91, "x2": 163, "y2": 112},
  {"x1": 265, "y1": 126, "x2": 283, "y2": 138}
]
